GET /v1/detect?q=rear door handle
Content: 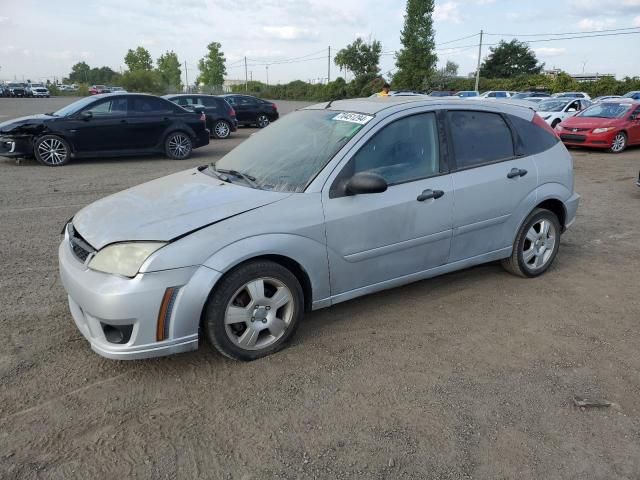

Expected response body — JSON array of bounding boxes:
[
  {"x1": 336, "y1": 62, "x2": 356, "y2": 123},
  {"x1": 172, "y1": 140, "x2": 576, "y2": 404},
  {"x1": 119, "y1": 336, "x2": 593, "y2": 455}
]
[
  {"x1": 507, "y1": 168, "x2": 527, "y2": 179},
  {"x1": 417, "y1": 189, "x2": 444, "y2": 202}
]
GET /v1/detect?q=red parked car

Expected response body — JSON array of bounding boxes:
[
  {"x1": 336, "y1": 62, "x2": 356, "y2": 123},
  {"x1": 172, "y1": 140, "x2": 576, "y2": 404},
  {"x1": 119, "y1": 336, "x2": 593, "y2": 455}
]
[
  {"x1": 556, "y1": 100, "x2": 640, "y2": 153},
  {"x1": 88, "y1": 85, "x2": 109, "y2": 95}
]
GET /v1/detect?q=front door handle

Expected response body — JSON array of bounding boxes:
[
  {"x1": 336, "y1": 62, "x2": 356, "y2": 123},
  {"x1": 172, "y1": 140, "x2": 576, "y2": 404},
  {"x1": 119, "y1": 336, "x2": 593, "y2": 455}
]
[
  {"x1": 507, "y1": 168, "x2": 527, "y2": 179},
  {"x1": 417, "y1": 189, "x2": 445, "y2": 202}
]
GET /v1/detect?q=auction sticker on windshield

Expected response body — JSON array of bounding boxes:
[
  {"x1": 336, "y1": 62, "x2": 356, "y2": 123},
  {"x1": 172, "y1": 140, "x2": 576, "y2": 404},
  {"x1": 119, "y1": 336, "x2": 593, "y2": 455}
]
[{"x1": 333, "y1": 112, "x2": 374, "y2": 125}]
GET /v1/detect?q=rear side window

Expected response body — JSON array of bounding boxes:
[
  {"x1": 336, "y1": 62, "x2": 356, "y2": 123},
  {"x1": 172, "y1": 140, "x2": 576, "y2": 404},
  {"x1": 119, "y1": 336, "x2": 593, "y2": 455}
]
[
  {"x1": 507, "y1": 114, "x2": 559, "y2": 156},
  {"x1": 200, "y1": 97, "x2": 218, "y2": 108},
  {"x1": 447, "y1": 111, "x2": 514, "y2": 169},
  {"x1": 131, "y1": 97, "x2": 176, "y2": 114}
]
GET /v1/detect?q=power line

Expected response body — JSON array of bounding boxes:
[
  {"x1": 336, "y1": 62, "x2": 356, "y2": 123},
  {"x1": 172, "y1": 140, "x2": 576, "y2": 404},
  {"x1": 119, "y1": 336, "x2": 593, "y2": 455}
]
[
  {"x1": 483, "y1": 29, "x2": 640, "y2": 46},
  {"x1": 437, "y1": 32, "x2": 480, "y2": 46},
  {"x1": 485, "y1": 26, "x2": 640, "y2": 37}
]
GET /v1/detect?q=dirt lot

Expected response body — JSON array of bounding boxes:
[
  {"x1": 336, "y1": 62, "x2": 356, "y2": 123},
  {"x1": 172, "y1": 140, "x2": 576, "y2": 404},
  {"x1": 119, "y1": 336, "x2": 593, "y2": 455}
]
[{"x1": 1, "y1": 97, "x2": 639, "y2": 479}]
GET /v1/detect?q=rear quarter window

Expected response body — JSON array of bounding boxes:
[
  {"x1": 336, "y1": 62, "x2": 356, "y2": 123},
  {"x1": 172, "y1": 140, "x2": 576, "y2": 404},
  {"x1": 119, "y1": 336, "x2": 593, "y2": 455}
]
[{"x1": 508, "y1": 114, "x2": 559, "y2": 156}]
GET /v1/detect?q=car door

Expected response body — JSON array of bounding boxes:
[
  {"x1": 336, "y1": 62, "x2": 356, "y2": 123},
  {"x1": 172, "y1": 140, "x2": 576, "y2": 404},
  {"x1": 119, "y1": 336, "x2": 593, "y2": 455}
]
[
  {"x1": 322, "y1": 111, "x2": 454, "y2": 296},
  {"x1": 446, "y1": 109, "x2": 538, "y2": 262},
  {"x1": 127, "y1": 96, "x2": 175, "y2": 149},
  {"x1": 628, "y1": 106, "x2": 640, "y2": 144},
  {"x1": 198, "y1": 96, "x2": 221, "y2": 125},
  {"x1": 235, "y1": 96, "x2": 259, "y2": 123},
  {"x1": 69, "y1": 96, "x2": 130, "y2": 153}
]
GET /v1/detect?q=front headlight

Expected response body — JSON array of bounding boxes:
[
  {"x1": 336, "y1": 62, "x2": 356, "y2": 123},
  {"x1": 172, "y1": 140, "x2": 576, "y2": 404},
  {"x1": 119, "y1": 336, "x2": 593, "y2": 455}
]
[
  {"x1": 88, "y1": 242, "x2": 166, "y2": 277},
  {"x1": 592, "y1": 127, "x2": 615, "y2": 134}
]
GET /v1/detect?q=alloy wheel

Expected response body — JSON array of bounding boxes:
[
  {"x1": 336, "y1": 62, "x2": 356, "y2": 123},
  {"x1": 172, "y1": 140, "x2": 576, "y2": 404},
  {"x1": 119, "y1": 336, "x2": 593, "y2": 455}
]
[
  {"x1": 257, "y1": 114, "x2": 270, "y2": 128},
  {"x1": 37, "y1": 138, "x2": 68, "y2": 165},
  {"x1": 168, "y1": 134, "x2": 191, "y2": 159},
  {"x1": 224, "y1": 277, "x2": 294, "y2": 351},
  {"x1": 214, "y1": 121, "x2": 230, "y2": 138},
  {"x1": 611, "y1": 133, "x2": 626, "y2": 153},
  {"x1": 522, "y1": 219, "x2": 557, "y2": 270}
]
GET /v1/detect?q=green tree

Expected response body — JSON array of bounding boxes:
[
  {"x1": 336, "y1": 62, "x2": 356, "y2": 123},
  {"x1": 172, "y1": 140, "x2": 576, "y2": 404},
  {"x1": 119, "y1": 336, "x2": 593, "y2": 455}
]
[
  {"x1": 551, "y1": 72, "x2": 579, "y2": 94},
  {"x1": 68, "y1": 62, "x2": 91, "y2": 83},
  {"x1": 197, "y1": 42, "x2": 226, "y2": 87},
  {"x1": 394, "y1": 0, "x2": 438, "y2": 90},
  {"x1": 334, "y1": 37, "x2": 382, "y2": 82},
  {"x1": 125, "y1": 46, "x2": 153, "y2": 72},
  {"x1": 432, "y1": 60, "x2": 459, "y2": 89},
  {"x1": 120, "y1": 70, "x2": 163, "y2": 94},
  {"x1": 481, "y1": 40, "x2": 543, "y2": 78},
  {"x1": 157, "y1": 51, "x2": 182, "y2": 91}
]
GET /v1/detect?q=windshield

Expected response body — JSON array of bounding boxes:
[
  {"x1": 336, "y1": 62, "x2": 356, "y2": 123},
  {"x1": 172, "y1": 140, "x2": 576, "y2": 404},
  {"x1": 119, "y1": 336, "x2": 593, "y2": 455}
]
[
  {"x1": 622, "y1": 92, "x2": 639, "y2": 98},
  {"x1": 214, "y1": 109, "x2": 371, "y2": 192},
  {"x1": 577, "y1": 102, "x2": 632, "y2": 119},
  {"x1": 53, "y1": 96, "x2": 99, "y2": 117},
  {"x1": 537, "y1": 99, "x2": 570, "y2": 112},
  {"x1": 8, "y1": 83, "x2": 23, "y2": 87}
]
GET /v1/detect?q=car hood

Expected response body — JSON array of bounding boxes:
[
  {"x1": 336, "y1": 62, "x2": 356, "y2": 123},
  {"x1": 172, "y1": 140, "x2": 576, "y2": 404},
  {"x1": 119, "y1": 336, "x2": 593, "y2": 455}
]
[
  {"x1": 72, "y1": 168, "x2": 290, "y2": 250},
  {"x1": 560, "y1": 116, "x2": 623, "y2": 128},
  {"x1": 0, "y1": 114, "x2": 53, "y2": 133}
]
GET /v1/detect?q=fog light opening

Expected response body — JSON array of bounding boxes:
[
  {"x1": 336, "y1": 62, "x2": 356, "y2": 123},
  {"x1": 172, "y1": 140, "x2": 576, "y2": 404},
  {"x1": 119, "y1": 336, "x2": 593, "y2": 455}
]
[{"x1": 101, "y1": 323, "x2": 133, "y2": 344}]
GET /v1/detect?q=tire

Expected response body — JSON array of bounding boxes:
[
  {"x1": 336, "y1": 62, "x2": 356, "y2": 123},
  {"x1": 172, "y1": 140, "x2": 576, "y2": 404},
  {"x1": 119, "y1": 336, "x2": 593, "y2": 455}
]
[
  {"x1": 501, "y1": 208, "x2": 561, "y2": 278},
  {"x1": 609, "y1": 132, "x2": 627, "y2": 153},
  {"x1": 212, "y1": 120, "x2": 231, "y2": 139},
  {"x1": 203, "y1": 260, "x2": 304, "y2": 361},
  {"x1": 34, "y1": 135, "x2": 71, "y2": 166},
  {"x1": 256, "y1": 113, "x2": 270, "y2": 128},
  {"x1": 164, "y1": 131, "x2": 193, "y2": 160},
  {"x1": 551, "y1": 118, "x2": 561, "y2": 129}
]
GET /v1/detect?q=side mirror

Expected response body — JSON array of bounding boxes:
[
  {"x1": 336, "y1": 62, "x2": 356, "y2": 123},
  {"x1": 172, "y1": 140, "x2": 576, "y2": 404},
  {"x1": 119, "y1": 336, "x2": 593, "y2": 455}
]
[
  {"x1": 345, "y1": 172, "x2": 388, "y2": 195},
  {"x1": 567, "y1": 108, "x2": 577, "y2": 113},
  {"x1": 79, "y1": 111, "x2": 93, "y2": 121}
]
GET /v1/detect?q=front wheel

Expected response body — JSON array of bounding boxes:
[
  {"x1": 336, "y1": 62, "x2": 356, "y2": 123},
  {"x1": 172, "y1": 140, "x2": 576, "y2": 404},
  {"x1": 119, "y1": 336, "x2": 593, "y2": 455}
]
[
  {"x1": 203, "y1": 260, "x2": 304, "y2": 361},
  {"x1": 256, "y1": 114, "x2": 270, "y2": 128},
  {"x1": 551, "y1": 119, "x2": 561, "y2": 129},
  {"x1": 501, "y1": 208, "x2": 561, "y2": 278},
  {"x1": 609, "y1": 132, "x2": 627, "y2": 153},
  {"x1": 212, "y1": 120, "x2": 231, "y2": 139},
  {"x1": 164, "y1": 132, "x2": 193, "y2": 159},
  {"x1": 34, "y1": 135, "x2": 71, "y2": 166}
]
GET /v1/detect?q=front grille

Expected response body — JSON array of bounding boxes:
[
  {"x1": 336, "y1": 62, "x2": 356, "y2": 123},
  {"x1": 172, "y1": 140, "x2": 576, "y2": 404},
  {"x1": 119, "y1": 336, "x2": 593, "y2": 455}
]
[
  {"x1": 560, "y1": 134, "x2": 586, "y2": 143},
  {"x1": 67, "y1": 223, "x2": 96, "y2": 263}
]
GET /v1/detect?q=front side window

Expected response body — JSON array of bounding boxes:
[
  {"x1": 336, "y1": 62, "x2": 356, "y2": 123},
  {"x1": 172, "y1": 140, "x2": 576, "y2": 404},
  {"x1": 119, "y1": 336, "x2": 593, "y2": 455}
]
[
  {"x1": 85, "y1": 98, "x2": 128, "y2": 116},
  {"x1": 173, "y1": 96, "x2": 198, "y2": 107},
  {"x1": 335, "y1": 113, "x2": 440, "y2": 190},
  {"x1": 447, "y1": 111, "x2": 514, "y2": 169}
]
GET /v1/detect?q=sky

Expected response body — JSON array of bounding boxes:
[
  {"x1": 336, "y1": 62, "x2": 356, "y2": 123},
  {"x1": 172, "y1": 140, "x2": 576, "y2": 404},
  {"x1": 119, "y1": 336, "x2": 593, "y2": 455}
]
[{"x1": 1, "y1": 0, "x2": 639, "y2": 85}]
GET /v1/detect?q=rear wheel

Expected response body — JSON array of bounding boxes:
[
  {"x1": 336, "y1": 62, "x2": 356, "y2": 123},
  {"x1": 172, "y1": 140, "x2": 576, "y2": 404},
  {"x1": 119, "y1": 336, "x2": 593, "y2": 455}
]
[
  {"x1": 212, "y1": 120, "x2": 231, "y2": 139},
  {"x1": 34, "y1": 135, "x2": 70, "y2": 166},
  {"x1": 203, "y1": 260, "x2": 304, "y2": 361},
  {"x1": 164, "y1": 132, "x2": 192, "y2": 159},
  {"x1": 609, "y1": 132, "x2": 627, "y2": 153},
  {"x1": 501, "y1": 208, "x2": 561, "y2": 278},
  {"x1": 256, "y1": 114, "x2": 270, "y2": 128}
]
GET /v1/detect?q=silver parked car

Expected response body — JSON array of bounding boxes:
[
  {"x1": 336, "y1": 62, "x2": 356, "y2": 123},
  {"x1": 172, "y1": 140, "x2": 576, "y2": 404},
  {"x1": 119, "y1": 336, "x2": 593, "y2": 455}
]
[{"x1": 59, "y1": 97, "x2": 580, "y2": 361}]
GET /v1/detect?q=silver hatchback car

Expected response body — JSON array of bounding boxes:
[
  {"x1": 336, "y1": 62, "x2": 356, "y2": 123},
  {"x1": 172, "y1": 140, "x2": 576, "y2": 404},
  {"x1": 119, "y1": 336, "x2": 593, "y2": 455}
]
[{"x1": 59, "y1": 97, "x2": 580, "y2": 361}]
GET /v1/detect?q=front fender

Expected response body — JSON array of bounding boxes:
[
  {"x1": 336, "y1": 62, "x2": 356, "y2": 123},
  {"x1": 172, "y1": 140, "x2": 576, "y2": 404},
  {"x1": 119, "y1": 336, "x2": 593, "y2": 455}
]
[{"x1": 202, "y1": 234, "x2": 331, "y2": 308}]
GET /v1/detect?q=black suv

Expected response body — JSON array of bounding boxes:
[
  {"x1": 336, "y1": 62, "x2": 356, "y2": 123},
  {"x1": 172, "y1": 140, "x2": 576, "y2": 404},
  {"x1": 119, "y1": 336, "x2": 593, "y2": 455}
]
[
  {"x1": 6, "y1": 83, "x2": 27, "y2": 97},
  {"x1": 219, "y1": 94, "x2": 279, "y2": 128},
  {"x1": 164, "y1": 94, "x2": 238, "y2": 139},
  {"x1": 0, "y1": 94, "x2": 209, "y2": 166}
]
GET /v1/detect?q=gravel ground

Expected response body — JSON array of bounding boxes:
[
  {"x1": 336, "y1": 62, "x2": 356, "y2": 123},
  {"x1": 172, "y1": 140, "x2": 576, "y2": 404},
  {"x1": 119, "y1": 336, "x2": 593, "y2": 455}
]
[{"x1": 1, "y1": 97, "x2": 639, "y2": 479}]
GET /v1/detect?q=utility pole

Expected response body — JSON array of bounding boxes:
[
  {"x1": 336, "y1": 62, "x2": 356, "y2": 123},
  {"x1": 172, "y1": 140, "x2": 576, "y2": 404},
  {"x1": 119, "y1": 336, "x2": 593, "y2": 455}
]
[
  {"x1": 474, "y1": 29, "x2": 483, "y2": 93},
  {"x1": 327, "y1": 46, "x2": 331, "y2": 83},
  {"x1": 250, "y1": 71, "x2": 253, "y2": 82},
  {"x1": 244, "y1": 56, "x2": 248, "y2": 91},
  {"x1": 184, "y1": 61, "x2": 190, "y2": 93},
  {"x1": 266, "y1": 65, "x2": 269, "y2": 86}
]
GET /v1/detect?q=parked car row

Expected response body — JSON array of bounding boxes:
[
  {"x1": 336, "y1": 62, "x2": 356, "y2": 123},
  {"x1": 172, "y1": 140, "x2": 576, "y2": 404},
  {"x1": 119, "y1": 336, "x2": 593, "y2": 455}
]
[
  {"x1": 0, "y1": 92, "x2": 279, "y2": 166},
  {"x1": 0, "y1": 82, "x2": 49, "y2": 97}
]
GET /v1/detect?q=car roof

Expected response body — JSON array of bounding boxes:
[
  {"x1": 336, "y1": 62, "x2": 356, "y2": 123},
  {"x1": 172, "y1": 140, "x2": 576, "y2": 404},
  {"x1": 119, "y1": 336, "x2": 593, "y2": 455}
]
[
  {"x1": 304, "y1": 96, "x2": 536, "y2": 120},
  {"x1": 163, "y1": 93, "x2": 219, "y2": 98}
]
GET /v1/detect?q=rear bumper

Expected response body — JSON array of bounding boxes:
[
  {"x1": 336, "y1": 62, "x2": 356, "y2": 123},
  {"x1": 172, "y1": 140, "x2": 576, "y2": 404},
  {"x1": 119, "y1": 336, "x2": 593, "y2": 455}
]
[{"x1": 193, "y1": 130, "x2": 210, "y2": 148}]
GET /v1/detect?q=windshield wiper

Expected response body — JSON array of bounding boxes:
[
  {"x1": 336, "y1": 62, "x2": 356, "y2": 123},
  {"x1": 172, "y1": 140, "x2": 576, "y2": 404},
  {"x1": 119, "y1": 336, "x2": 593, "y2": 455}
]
[{"x1": 209, "y1": 164, "x2": 260, "y2": 189}]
